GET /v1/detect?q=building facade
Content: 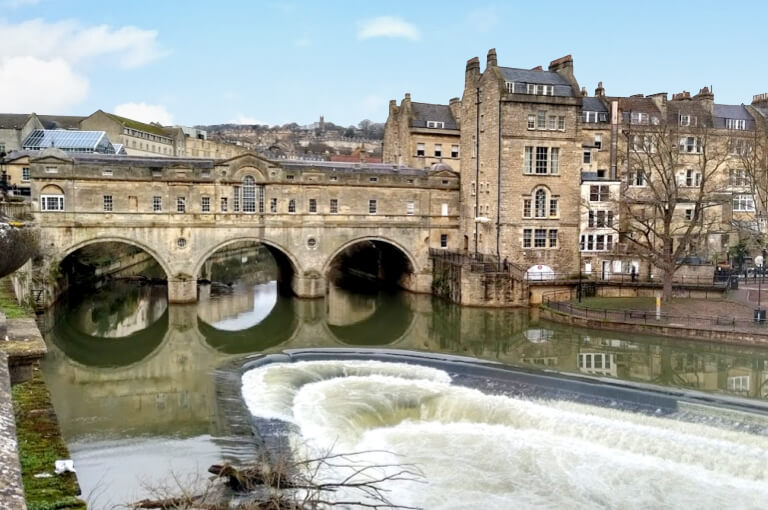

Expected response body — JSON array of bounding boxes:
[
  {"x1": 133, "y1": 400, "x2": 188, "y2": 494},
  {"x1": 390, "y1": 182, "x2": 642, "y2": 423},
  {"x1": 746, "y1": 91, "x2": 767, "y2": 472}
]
[{"x1": 383, "y1": 93, "x2": 461, "y2": 170}]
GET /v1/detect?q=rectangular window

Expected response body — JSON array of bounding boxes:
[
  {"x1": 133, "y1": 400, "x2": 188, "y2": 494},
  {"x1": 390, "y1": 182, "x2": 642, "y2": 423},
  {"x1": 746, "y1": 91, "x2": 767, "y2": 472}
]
[
  {"x1": 685, "y1": 208, "x2": 693, "y2": 221},
  {"x1": 550, "y1": 147, "x2": 559, "y2": 174},
  {"x1": 176, "y1": 196, "x2": 186, "y2": 213},
  {"x1": 201, "y1": 196, "x2": 210, "y2": 213},
  {"x1": 684, "y1": 168, "x2": 701, "y2": 187},
  {"x1": 471, "y1": 181, "x2": 476, "y2": 195},
  {"x1": 679, "y1": 136, "x2": 701, "y2": 153},
  {"x1": 733, "y1": 194, "x2": 755, "y2": 212},
  {"x1": 629, "y1": 170, "x2": 646, "y2": 187},
  {"x1": 523, "y1": 199, "x2": 531, "y2": 218},
  {"x1": 451, "y1": 144, "x2": 459, "y2": 158},
  {"x1": 233, "y1": 185, "x2": 240, "y2": 212},
  {"x1": 220, "y1": 197, "x2": 228, "y2": 212},
  {"x1": 680, "y1": 114, "x2": 690, "y2": 126},
  {"x1": 607, "y1": 235, "x2": 613, "y2": 251},
  {"x1": 21, "y1": 167, "x2": 30, "y2": 181},
  {"x1": 369, "y1": 177, "x2": 378, "y2": 182},
  {"x1": 583, "y1": 111, "x2": 598, "y2": 123},
  {"x1": 153, "y1": 196, "x2": 162, "y2": 212},
  {"x1": 288, "y1": 199, "x2": 296, "y2": 213},
  {"x1": 330, "y1": 198, "x2": 338, "y2": 214},
  {"x1": 726, "y1": 118, "x2": 747, "y2": 130},
  {"x1": 527, "y1": 114, "x2": 536, "y2": 129},
  {"x1": 524, "y1": 147, "x2": 533, "y2": 174},
  {"x1": 536, "y1": 147, "x2": 548, "y2": 174},
  {"x1": 426, "y1": 121, "x2": 445, "y2": 128},
  {"x1": 548, "y1": 116, "x2": 557, "y2": 130},
  {"x1": 309, "y1": 198, "x2": 317, "y2": 213},
  {"x1": 594, "y1": 134, "x2": 602, "y2": 150},
  {"x1": 607, "y1": 211, "x2": 614, "y2": 227},
  {"x1": 630, "y1": 112, "x2": 649, "y2": 125},
  {"x1": 440, "y1": 234, "x2": 448, "y2": 248},
  {"x1": 103, "y1": 195, "x2": 113, "y2": 212},
  {"x1": 270, "y1": 198, "x2": 278, "y2": 213},
  {"x1": 596, "y1": 235, "x2": 605, "y2": 251},
  {"x1": 441, "y1": 203, "x2": 448, "y2": 216},
  {"x1": 406, "y1": 201, "x2": 415, "y2": 215},
  {"x1": 730, "y1": 139, "x2": 750, "y2": 156},
  {"x1": 286, "y1": 175, "x2": 295, "y2": 181},
  {"x1": 369, "y1": 199, "x2": 377, "y2": 214},
  {"x1": 583, "y1": 151, "x2": 592, "y2": 164},
  {"x1": 589, "y1": 185, "x2": 610, "y2": 202},
  {"x1": 40, "y1": 195, "x2": 64, "y2": 211},
  {"x1": 44, "y1": 166, "x2": 58, "y2": 174},
  {"x1": 537, "y1": 110, "x2": 547, "y2": 129},
  {"x1": 523, "y1": 228, "x2": 532, "y2": 248},
  {"x1": 534, "y1": 229, "x2": 547, "y2": 248},
  {"x1": 588, "y1": 210, "x2": 595, "y2": 228},
  {"x1": 434, "y1": 144, "x2": 442, "y2": 157},
  {"x1": 549, "y1": 229, "x2": 558, "y2": 248},
  {"x1": 416, "y1": 143, "x2": 425, "y2": 157},
  {"x1": 730, "y1": 169, "x2": 749, "y2": 187},
  {"x1": 549, "y1": 199, "x2": 558, "y2": 217},
  {"x1": 558, "y1": 116, "x2": 565, "y2": 130}
]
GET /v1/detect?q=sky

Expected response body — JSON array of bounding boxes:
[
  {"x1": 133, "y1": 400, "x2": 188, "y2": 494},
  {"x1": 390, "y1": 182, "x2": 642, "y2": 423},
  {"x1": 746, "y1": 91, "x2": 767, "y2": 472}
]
[{"x1": 1, "y1": 0, "x2": 767, "y2": 128}]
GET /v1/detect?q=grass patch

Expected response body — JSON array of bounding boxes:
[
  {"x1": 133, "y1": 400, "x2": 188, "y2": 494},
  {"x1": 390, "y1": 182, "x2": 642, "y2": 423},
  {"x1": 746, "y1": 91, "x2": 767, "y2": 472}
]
[
  {"x1": 12, "y1": 369, "x2": 86, "y2": 510},
  {"x1": 574, "y1": 296, "x2": 657, "y2": 310},
  {"x1": 0, "y1": 276, "x2": 33, "y2": 319}
]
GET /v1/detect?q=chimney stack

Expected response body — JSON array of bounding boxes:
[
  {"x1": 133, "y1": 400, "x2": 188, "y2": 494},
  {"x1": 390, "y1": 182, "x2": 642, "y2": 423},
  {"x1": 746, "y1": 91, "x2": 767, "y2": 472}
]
[
  {"x1": 753, "y1": 93, "x2": 768, "y2": 108},
  {"x1": 449, "y1": 97, "x2": 461, "y2": 125},
  {"x1": 581, "y1": 86, "x2": 588, "y2": 97},
  {"x1": 486, "y1": 48, "x2": 497, "y2": 68},
  {"x1": 595, "y1": 81, "x2": 605, "y2": 97}
]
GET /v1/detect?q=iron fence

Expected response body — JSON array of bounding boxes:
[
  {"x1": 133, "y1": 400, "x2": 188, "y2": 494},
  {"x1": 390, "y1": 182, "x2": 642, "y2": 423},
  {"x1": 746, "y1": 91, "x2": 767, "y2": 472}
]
[{"x1": 542, "y1": 294, "x2": 768, "y2": 333}]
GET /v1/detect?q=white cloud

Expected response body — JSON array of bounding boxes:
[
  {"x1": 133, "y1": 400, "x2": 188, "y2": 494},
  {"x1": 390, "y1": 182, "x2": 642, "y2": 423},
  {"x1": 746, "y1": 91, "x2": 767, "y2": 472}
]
[
  {"x1": 0, "y1": 18, "x2": 169, "y2": 69},
  {"x1": 230, "y1": 114, "x2": 265, "y2": 125},
  {"x1": 114, "y1": 102, "x2": 174, "y2": 125},
  {"x1": 0, "y1": 56, "x2": 88, "y2": 112},
  {"x1": 357, "y1": 16, "x2": 420, "y2": 41}
]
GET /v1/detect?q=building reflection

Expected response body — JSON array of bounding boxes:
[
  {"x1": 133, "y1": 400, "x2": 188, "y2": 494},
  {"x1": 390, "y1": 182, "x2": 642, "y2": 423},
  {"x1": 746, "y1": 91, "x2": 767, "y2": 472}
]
[{"x1": 39, "y1": 278, "x2": 768, "y2": 447}]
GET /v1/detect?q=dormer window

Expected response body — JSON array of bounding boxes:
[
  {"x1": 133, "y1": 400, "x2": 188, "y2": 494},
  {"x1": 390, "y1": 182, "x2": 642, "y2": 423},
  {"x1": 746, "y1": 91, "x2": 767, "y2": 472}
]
[
  {"x1": 726, "y1": 119, "x2": 747, "y2": 130},
  {"x1": 426, "y1": 121, "x2": 445, "y2": 129},
  {"x1": 630, "y1": 112, "x2": 649, "y2": 125},
  {"x1": 583, "y1": 111, "x2": 608, "y2": 123},
  {"x1": 680, "y1": 114, "x2": 691, "y2": 127},
  {"x1": 526, "y1": 84, "x2": 554, "y2": 96},
  {"x1": 505, "y1": 81, "x2": 516, "y2": 93}
]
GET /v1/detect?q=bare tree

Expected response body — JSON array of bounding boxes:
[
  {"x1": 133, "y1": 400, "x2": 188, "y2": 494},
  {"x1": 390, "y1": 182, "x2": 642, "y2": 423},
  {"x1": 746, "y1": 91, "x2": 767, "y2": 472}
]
[
  {"x1": 618, "y1": 119, "x2": 731, "y2": 299},
  {"x1": 131, "y1": 448, "x2": 424, "y2": 510}
]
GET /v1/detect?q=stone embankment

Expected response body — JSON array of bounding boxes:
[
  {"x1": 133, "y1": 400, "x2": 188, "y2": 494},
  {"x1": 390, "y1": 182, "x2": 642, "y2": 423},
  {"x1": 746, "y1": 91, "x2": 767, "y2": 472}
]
[{"x1": 540, "y1": 303, "x2": 768, "y2": 347}]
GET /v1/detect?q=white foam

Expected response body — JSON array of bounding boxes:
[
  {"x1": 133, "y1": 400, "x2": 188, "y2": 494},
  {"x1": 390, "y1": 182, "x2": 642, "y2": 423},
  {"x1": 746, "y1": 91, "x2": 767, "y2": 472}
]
[{"x1": 242, "y1": 360, "x2": 768, "y2": 509}]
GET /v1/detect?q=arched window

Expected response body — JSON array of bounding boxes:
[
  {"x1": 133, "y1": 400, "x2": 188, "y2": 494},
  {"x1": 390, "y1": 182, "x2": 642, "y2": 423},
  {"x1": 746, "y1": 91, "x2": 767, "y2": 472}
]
[
  {"x1": 534, "y1": 189, "x2": 547, "y2": 218},
  {"x1": 40, "y1": 184, "x2": 65, "y2": 212}
]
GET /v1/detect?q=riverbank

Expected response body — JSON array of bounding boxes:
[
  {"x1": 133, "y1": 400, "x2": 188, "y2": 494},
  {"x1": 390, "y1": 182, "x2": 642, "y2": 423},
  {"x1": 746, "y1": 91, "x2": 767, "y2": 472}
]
[
  {"x1": 0, "y1": 276, "x2": 83, "y2": 510},
  {"x1": 541, "y1": 296, "x2": 768, "y2": 347}
]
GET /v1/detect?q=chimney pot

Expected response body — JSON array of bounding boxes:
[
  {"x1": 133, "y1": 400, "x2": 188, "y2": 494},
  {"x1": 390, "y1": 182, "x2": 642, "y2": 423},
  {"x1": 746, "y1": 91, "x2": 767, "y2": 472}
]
[{"x1": 486, "y1": 48, "x2": 497, "y2": 67}]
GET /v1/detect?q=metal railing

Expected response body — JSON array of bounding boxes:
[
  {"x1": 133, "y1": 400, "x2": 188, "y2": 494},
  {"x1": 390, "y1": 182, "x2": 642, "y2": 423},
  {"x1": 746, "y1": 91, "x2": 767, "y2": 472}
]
[
  {"x1": 525, "y1": 271, "x2": 733, "y2": 287},
  {"x1": 542, "y1": 294, "x2": 768, "y2": 332},
  {"x1": 429, "y1": 249, "x2": 527, "y2": 280}
]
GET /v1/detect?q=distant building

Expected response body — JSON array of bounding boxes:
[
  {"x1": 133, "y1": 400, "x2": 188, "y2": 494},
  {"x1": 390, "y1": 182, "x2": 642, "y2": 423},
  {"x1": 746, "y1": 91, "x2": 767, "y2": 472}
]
[
  {"x1": 81, "y1": 110, "x2": 180, "y2": 157},
  {"x1": 383, "y1": 93, "x2": 461, "y2": 170}
]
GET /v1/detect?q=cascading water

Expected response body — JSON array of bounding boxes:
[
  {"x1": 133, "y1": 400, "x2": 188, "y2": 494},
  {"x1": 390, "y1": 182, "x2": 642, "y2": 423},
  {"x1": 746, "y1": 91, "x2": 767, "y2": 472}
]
[{"x1": 242, "y1": 359, "x2": 768, "y2": 509}]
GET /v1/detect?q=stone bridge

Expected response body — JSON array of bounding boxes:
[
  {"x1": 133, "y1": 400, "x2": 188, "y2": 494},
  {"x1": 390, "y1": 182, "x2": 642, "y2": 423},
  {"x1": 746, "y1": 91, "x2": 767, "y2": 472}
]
[{"x1": 26, "y1": 149, "x2": 460, "y2": 304}]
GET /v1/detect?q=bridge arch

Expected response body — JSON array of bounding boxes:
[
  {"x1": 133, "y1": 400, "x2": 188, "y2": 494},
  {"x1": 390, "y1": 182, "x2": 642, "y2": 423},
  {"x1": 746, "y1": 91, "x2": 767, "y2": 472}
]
[
  {"x1": 59, "y1": 236, "x2": 173, "y2": 279},
  {"x1": 193, "y1": 237, "x2": 303, "y2": 293},
  {"x1": 323, "y1": 236, "x2": 419, "y2": 291}
]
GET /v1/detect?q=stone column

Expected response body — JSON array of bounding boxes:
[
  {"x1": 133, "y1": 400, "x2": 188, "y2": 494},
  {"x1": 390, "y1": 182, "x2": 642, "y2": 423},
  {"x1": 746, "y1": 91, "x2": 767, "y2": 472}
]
[
  {"x1": 291, "y1": 273, "x2": 325, "y2": 298},
  {"x1": 168, "y1": 278, "x2": 198, "y2": 303}
]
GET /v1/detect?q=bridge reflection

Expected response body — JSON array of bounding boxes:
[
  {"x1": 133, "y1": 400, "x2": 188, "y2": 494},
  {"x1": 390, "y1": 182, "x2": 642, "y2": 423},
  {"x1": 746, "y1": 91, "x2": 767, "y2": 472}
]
[{"x1": 40, "y1": 280, "x2": 768, "y2": 446}]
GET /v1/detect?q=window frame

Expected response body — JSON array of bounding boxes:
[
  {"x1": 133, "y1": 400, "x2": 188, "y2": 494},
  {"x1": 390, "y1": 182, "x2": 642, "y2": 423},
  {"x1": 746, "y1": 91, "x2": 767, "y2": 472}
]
[{"x1": 40, "y1": 194, "x2": 64, "y2": 212}]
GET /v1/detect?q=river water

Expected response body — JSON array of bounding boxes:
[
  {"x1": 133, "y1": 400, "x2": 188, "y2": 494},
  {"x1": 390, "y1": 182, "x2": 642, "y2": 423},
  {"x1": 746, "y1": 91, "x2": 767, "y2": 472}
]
[{"x1": 39, "y1": 275, "x2": 768, "y2": 508}]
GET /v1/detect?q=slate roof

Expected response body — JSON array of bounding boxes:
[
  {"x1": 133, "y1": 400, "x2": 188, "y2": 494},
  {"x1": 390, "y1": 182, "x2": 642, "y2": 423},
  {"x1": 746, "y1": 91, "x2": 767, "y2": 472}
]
[
  {"x1": 66, "y1": 153, "x2": 215, "y2": 167},
  {"x1": 499, "y1": 67, "x2": 574, "y2": 97},
  {"x1": 667, "y1": 99, "x2": 714, "y2": 126},
  {"x1": 409, "y1": 102, "x2": 458, "y2": 130},
  {"x1": 582, "y1": 97, "x2": 608, "y2": 112},
  {"x1": 712, "y1": 104, "x2": 755, "y2": 130},
  {"x1": 0, "y1": 114, "x2": 32, "y2": 130},
  {"x1": 38, "y1": 115, "x2": 85, "y2": 130}
]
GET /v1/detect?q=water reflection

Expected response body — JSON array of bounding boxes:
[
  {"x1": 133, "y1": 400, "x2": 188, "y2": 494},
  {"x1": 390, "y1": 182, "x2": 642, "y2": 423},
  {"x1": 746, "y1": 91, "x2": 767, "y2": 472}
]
[{"x1": 40, "y1": 276, "x2": 768, "y2": 507}]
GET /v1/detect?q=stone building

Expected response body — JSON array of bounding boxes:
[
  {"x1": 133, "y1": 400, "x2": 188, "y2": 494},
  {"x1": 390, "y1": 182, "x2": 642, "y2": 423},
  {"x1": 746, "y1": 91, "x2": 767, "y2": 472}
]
[
  {"x1": 460, "y1": 49, "x2": 583, "y2": 276},
  {"x1": 383, "y1": 93, "x2": 461, "y2": 170},
  {"x1": 81, "y1": 110, "x2": 180, "y2": 157}
]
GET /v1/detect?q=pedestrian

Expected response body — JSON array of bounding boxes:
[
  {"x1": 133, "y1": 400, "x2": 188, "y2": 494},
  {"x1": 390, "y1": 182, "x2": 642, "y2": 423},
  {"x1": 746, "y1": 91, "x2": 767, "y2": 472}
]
[{"x1": 631, "y1": 265, "x2": 636, "y2": 282}]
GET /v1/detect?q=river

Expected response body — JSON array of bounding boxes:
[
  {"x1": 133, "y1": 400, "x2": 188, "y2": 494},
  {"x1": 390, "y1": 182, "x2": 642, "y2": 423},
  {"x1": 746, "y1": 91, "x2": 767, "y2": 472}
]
[{"x1": 39, "y1": 274, "x2": 768, "y2": 508}]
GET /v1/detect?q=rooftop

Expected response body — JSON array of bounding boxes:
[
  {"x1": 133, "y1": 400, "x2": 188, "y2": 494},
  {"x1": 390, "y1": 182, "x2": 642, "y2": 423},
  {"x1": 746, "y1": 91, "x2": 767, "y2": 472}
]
[
  {"x1": 409, "y1": 102, "x2": 459, "y2": 130},
  {"x1": 500, "y1": 67, "x2": 574, "y2": 97},
  {"x1": 22, "y1": 130, "x2": 117, "y2": 154},
  {"x1": 103, "y1": 112, "x2": 171, "y2": 138}
]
